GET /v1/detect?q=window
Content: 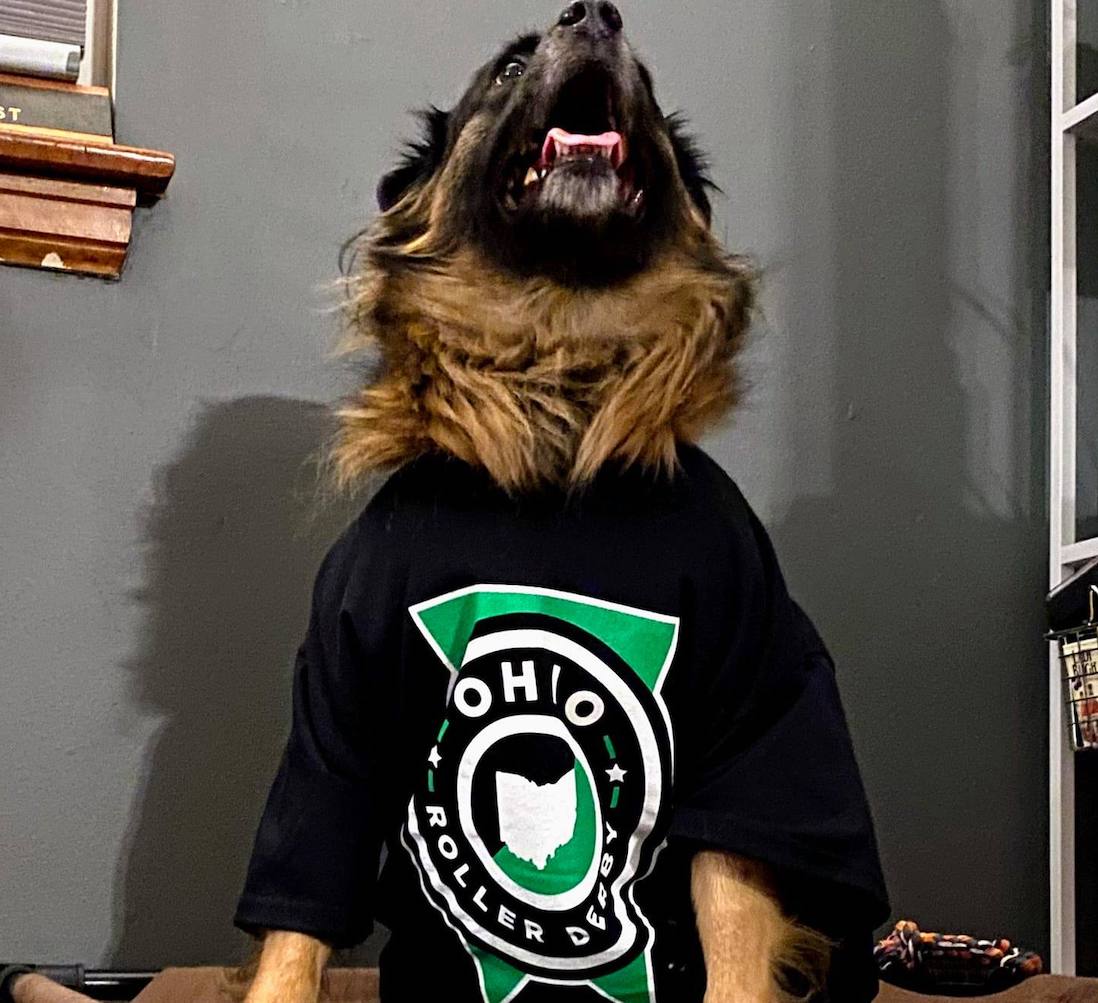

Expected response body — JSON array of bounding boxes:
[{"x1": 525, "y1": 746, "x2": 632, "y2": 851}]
[
  {"x1": 0, "y1": 0, "x2": 86, "y2": 48},
  {"x1": 79, "y1": 0, "x2": 115, "y2": 90},
  {"x1": 0, "y1": 0, "x2": 113, "y2": 87},
  {"x1": 1051, "y1": 0, "x2": 1098, "y2": 979},
  {"x1": 0, "y1": 0, "x2": 172, "y2": 279}
]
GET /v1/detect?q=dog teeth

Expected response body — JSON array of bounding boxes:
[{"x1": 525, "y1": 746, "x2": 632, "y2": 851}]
[
  {"x1": 524, "y1": 166, "x2": 540, "y2": 188},
  {"x1": 552, "y1": 140, "x2": 614, "y2": 161}
]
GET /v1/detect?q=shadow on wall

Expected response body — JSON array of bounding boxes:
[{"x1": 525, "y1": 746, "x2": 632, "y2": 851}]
[
  {"x1": 770, "y1": 0, "x2": 1048, "y2": 954},
  {"x1": 109, "y1": 396, "x2": 367, "y2": 967}
]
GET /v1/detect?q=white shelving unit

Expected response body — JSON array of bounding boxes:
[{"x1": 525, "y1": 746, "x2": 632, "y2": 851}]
[{"x1": 1051, "y1": 0, "x2": 1098, "y2": 975}]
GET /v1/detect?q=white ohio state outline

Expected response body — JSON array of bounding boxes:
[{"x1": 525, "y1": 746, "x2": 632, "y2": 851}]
[{"x1": 456, "y1": 713, "x2": 603, "y2": 912}]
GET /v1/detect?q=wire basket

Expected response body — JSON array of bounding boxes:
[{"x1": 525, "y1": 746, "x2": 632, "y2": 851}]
[{"x1": 1049, "y1": 585, "x2": 1098, "y2": 752}]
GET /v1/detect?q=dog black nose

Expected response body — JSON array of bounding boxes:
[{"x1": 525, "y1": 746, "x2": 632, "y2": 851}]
[
  {"x1": 598, "y1": 2, "x2": 624, "y2": 32},
  {"x1": 557, "y1": 1, "x2": 624, "y2": 35}
]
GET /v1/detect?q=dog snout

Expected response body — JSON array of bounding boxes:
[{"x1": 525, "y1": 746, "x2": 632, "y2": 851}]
[{"x1": 556, "y1": 1, "x2": 624, "y2": 37}]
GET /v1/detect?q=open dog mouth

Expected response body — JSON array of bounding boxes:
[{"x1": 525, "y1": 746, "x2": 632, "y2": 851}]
[{"x1": 501, "y1": 65, "x2": 643, "y2": 216}]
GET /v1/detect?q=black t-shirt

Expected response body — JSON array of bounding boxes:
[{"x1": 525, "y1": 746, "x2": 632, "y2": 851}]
[{"x1": 235, "y1": 446, "x2": 889, "y2": 1003}]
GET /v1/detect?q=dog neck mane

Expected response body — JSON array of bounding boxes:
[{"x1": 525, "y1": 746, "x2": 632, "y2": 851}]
[{"x1": 334, "y1": 224, "x2": 753, "y2": 494}]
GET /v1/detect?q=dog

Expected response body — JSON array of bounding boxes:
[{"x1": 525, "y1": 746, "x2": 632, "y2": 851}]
[{"x1": 236, "y1": 5, "x2": 889, "y2": 1003}]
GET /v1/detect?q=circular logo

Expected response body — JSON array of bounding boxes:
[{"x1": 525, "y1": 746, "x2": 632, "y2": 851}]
[{"x1": 405, "y1": 620, "x2": 673, "y2": 977}]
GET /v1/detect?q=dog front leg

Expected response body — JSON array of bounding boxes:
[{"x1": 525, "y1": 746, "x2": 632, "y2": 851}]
[
  {"x1": 242, "y1": 930, "x2": 331, "y2": 1003},
  {"x1": 691, "y1": 850, "x2": 828, "y2": 1003}
]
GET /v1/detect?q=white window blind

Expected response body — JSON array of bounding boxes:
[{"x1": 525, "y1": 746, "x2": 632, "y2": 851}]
[{"x1": 0, "y1": 0, "x2": 87, "y2": 47}]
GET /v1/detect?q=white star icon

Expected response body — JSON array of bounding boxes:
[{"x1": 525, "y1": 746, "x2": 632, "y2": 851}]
[
  {"x1": 428, "y1": 746, "x2": 442, "y2": 768},
  {"x1": 606, "y1": 764, "x2": 627, "y2": 783}
]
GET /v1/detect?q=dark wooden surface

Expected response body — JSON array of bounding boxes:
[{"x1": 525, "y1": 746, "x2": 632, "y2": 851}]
[
  {"x1": 0, "y1": 130, "x2": 175, "y2": 198},
  {"x1": 878, "y1": 976, "x2": 1098, "y2": 1002},
  {"x1": 0, "y1": 171, "x2": 135, "y2": 278},
  {"x1": 12, "y1": 968, "x2": 1098, "y2": 1003}
]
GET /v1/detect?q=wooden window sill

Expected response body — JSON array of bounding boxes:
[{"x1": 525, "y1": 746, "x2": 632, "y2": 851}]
[{"x1": 0, "y1": 125, "x2": 175, "y2": 278}]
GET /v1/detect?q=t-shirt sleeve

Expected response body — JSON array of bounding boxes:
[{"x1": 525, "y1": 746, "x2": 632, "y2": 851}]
[
  {"x1": 671, "y1": 505, "x2": 890, "y2": 940},
  {"x1": 234, "y1": 523, "x2": 385, "y2": 947}
]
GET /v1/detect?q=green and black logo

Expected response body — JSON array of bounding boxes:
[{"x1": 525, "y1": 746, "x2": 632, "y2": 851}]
[{"x1": 403, "y1": 585, "x2": 678, "y2": 1003}]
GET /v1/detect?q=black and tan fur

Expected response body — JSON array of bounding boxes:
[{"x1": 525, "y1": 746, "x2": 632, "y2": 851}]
[
  {"x1": 245, "y1": 6, "x2": 828, "y2": 1002},
  {"x1": 334, "y1": 239, "x2": 753, "y2": 493},
  {"x1": 331, "y1": 28, "x2": 753, "y2": 495}
]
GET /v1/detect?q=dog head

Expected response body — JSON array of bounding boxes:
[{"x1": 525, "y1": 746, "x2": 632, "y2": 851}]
[
  {"x1": 336, "y1": 4, "x2": 754, "y2": 494},
  {"x1": 375, "y1": 2, "x2": 713, "y2": 287}
]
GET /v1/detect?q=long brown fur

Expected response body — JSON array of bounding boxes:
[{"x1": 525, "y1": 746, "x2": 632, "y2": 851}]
[
  {"x1": 332, "y1": 115, "x2": 755, "y2": 494},
  {"x1": 692, "y1": 851, "x2": 831, "y2": 1003}
]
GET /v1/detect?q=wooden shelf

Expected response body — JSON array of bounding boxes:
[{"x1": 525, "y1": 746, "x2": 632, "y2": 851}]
[
  {"x1": 0, "y1": 128, "x2": 174, "y2": 200},
  {"x1": 0, "y1": 172, "x2": 135, "y2": 277},
  {"x1": 0, "y1": 124, "x2": 175, "y2": 279}
]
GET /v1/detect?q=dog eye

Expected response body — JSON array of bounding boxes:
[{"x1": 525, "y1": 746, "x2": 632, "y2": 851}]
[{"x1": 496, "y1": 60, "x2": 526, "y2": 85}]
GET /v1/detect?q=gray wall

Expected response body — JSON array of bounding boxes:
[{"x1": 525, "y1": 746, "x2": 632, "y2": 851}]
[{"x1": 0, "y1": 0, "x2": 1049, "y2": 972}]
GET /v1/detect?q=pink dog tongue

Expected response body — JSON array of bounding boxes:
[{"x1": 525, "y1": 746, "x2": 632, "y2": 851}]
[{"x1": 541, "y1": 127, "x2": 624, "y2": 168}]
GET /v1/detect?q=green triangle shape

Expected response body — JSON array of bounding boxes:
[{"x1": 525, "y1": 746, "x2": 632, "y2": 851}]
[
  {"x1": 413, "y1": 587, "x2": 676, "y2": 692},
  {"x1": 469, "y1": 946, "x2": 653, "y2": 1003},
  {"x1": 590, "y1": 951, "x2": 653, "y2": 1003},
  {"x1": 470, "y1": 947, "x2": 527, "y2": 1003}
]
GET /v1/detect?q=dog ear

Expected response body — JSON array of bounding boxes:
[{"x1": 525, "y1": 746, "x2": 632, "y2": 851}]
[
  {"x1": 666, "y1": 113, "x2": 718, "y2": 225},
  {"x1": 377, "y1": 106, "x2": 451, "y2": 212}
]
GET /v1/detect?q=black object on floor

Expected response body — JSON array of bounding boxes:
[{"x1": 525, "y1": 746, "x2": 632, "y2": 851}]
[{"x1": 0, "y1": 965, "x2": 156, "y2": 1001}]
